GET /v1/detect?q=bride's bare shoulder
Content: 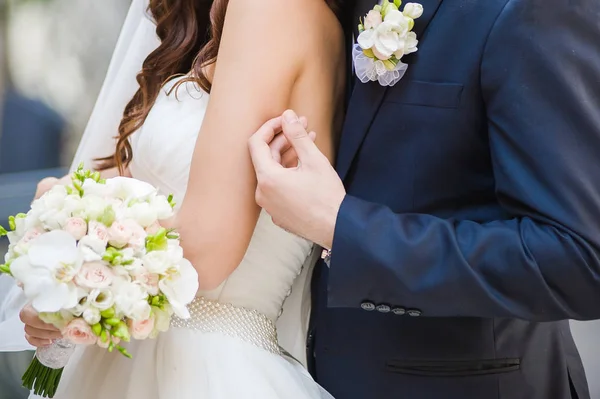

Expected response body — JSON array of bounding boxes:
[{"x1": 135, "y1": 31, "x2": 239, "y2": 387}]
[{"x1": 224, "y1": 0, "x2": 343, "y2": 44}]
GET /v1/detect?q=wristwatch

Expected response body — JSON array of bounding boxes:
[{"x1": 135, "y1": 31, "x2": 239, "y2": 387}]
[{"x1": 321, "y1": 248, "x2": 331, "y2": 268}]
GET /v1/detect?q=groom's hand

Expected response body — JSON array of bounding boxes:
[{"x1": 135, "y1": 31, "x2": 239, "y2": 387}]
[{"x1": 248, "y1": 110, "x2": 345, "y2": 249}]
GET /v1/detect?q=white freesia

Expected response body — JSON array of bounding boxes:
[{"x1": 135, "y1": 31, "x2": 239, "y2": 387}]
[
  {"x1": 403, "y1": 31, "x2": 419, "y2": 55},
  {"x1": 112, "y1": 280, "x2": 151, "y2": 320},
  {"x1": 353, "y1": 2, "x2": 422, "y2": 87},
  {"x1": 403, "y1": 2, "x2": 424, "y2": 19},
  {"x1": 158, "y1": 258, "x2": 198, "y2": 318},
  {"x1": 10, "y1": 230, "x2": 82, "y2": 313},
  {"x1": 142, "y1": 247, "x2": 182, "y2": 275},
  {"x1": 88, "y1": 288, "x2": 115, "y2": 311},
  {"x1": 29, "y1": 185, "x2": 71, "y2": 230}
]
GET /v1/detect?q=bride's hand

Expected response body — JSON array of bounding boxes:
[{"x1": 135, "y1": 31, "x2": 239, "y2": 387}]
[
  {"x1": 34, "y1": 175, "x2": 71, "y2": 200},
  {"x1": 19, "y1": 304, "x2": 63, "y2": 347}
]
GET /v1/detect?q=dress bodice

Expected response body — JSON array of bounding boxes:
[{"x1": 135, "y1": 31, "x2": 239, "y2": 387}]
[{"x1": 129, "y1": 77, "x2": 313, "y2": 321}]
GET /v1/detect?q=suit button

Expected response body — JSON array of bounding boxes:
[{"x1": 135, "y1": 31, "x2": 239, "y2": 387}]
[
  {"x1": 391, "y1": 307, "x2": 406, "y2": 316},
  {"x1": 407, "y1": 309, "x2": 422, "y2": 317},
  {"x1": 360, "y1": 301, "x2": 376, "y2": 311},
  {"x1": 376, "y1": 304, "x2": 391, "y2": 313}
]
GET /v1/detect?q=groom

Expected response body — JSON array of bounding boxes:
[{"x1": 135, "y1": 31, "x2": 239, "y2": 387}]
[{"x1": 248, "y1": 0, "x2": 600, "y2": 398}]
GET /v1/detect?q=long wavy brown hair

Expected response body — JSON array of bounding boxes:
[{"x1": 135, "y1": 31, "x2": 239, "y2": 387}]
[{"x1": 97, "y1": 0, "x2": 343, "y2": 173}]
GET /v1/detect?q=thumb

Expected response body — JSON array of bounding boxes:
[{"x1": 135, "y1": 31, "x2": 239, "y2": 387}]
[{"x1": 282, "y1": 110, "x2": 319, "y2": 161}]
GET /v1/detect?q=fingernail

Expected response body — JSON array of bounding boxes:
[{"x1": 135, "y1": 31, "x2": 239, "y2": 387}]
[{"x1": 283, "y1": 110, "x2": 299, "y2": 124}]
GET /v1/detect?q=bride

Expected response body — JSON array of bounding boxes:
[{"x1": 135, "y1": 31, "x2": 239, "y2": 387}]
[{"x1": 1, "y1": 0, "x2": 346, "y2": 397}]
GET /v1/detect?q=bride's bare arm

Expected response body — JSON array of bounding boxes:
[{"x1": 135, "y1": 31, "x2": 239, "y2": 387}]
[{"x1": 174, "y1": 0, "x2": 333, "y2": 290}]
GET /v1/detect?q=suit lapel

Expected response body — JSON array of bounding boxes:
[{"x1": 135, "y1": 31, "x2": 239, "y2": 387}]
[{"x1": 337, "y1": 0, "x2": 444, "y2": 181}]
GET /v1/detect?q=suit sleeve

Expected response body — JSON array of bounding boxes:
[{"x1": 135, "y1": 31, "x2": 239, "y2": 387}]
[{"x1": 327, "y1": 0, "x2": 600, "y2": 321}]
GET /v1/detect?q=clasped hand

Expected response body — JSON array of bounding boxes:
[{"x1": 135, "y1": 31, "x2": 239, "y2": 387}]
[{"x1": 248, "y1": 110, "x2": 346, "y2": 249}]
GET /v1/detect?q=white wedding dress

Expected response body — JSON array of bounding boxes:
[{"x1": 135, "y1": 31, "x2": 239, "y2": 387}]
[{"x1": 42, "y1": 77, "x2": 331, "y2": 399}]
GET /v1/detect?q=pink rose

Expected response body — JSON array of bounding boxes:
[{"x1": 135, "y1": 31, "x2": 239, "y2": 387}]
[
  {"x1": 75, "y1": 262, "x2": 114, "y2": 289},
  {"x1": 133, "y1": 270, "x2": 160, "y2": 296},
  {"x1": 63, "y1": 217, "x2": 87, "y2": 240},
  {"x1": 128, "y1": 315, "x2": 155, "y2": 340},
  {"x1": 97, "y1": 335, "x2": 120, "y2": 349},
  {"x1": 364, "y1": 10, "x2": 383, "y2": 30},
  {"x1": 87, "y1": 221, "x2": 109, "y2": 244},
  {"x1": 107, "y1": 219, "x2": 145, "y2": 249},
  {"x1": 62, "y1": 319, "x2": 97, "y2": 345},
  {"x1": 107, "y1": 221, "x2": 133, "y2": 248},
  {"x1": 127, "y1": 220, "x2": 147, "y2": 250}
]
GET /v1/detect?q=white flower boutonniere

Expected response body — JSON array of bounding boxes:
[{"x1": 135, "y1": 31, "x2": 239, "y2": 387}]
[{"x1": 354, "y1": 0, "x2": 423, "y2": 86}]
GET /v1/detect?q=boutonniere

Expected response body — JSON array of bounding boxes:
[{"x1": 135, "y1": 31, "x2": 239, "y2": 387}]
[{"x1": 353, "y1": 1, "x2": 423, "y2": 86}]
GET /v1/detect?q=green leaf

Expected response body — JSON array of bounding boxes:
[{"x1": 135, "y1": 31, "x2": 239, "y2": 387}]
[
  {"x1": 167, "y1": 194, "x2": 176, "y2": 209},
  {"x1": 104, "y1": 318, "x2": 121, "y2": 327},
  {"x1": 0, "y1": 264, "x2": 11, "y2": 274},
  {"x1": 0, "y1": 225, "x2": 7, "y2": 236},
  {"x1": 394, "y1": 0, "x2": 402, "y2": 8},
  {"x1": 8, "y1": 216, "x2": 16, "y2": 230},
  {"x1": 145, "y1": 228, "x2": 168, "y2": 252}
]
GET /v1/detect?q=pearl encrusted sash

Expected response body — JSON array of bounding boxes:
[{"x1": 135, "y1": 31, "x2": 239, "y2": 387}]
[{"x1": 170, "y1": 297, "x2": 281, "y2": 355}]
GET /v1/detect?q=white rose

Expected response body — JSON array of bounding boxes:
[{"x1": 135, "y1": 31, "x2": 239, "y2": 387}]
[
  {"x1": 402, "y1": 3, "x2": 423, "y2": 19},
  {"x1": 63, "y1": 217, "x2": 88, "y2": 240},
  {"x1": 125, "y1": 202, "x2": 158, "y2": 228},
  {"x1": 106, "y1": 177, "x2": 157, "y2": 201},
  {"x1": 81, "y1": 179, "x2": 113, "y2": 198},
  {"x1": 82, "y1": 307, "x2": 101, "y2": 325},
  {"x1": 158, "y1": 258, "x2": 198, "y2": 318},
  {"x1": 62, "y1": 195, "x2": 86, "y2": 218},
  {"x1": 81, "y1": 195, "x2": 109, "y2": 221},
  {"x1": 88, "y1": 288, "x2": 115, "y2": 311},
  {"x1": 10, "y1": 231, "x2": 83, "y2": 313},
  {"x1": 150, "y1": 196, "x2": 174, "y2": 220}
]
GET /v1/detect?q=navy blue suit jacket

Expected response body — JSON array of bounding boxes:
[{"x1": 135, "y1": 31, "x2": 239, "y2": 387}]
[{"x1": 311, "y1": 1, "x2": 600, "y2": 398}]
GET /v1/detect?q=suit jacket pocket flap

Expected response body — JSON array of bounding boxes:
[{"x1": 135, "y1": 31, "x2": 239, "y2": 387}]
[{"x1": 385, "y1": 358, "x2": 521, "y2": 377}]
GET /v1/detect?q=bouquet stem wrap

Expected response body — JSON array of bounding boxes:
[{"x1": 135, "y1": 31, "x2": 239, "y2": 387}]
[{"x1": 22, "y1": 339, "x2": 75, "y2": 397}]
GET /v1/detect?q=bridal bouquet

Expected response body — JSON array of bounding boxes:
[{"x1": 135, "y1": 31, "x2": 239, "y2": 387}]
[{"x1": 0, "y1": 165, "x2": 198, "y2": 398}]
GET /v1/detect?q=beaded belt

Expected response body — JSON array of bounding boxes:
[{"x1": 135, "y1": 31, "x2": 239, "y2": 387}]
[{"x1": 170, "y1": 297, "x2": 281, "y2": 355}]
